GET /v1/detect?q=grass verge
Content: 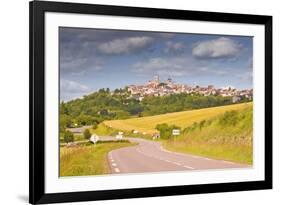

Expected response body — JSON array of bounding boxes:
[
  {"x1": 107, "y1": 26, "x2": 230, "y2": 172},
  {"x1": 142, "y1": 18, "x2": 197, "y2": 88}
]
[{"x1": 60, "y1": 141, "x2": 136, "y2": 176}]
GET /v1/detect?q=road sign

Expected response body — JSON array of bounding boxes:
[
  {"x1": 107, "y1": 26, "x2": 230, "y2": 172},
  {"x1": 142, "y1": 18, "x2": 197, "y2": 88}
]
[
  {"x1": 116, "y1": 131, "x2": 123, "y2": 140},
  {"x1": 172, "y1": 129, "x2": 180, "y2": 136},
  {"x1": 90, "y1": 135, "x2": 99, "y2": 144},
  {"x1": 116, "y1": 134, "x2": 123, "y2": 140}
]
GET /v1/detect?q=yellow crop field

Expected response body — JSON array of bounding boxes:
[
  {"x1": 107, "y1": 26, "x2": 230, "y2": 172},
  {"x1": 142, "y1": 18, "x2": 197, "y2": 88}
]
[{"x1": 104, "y1": 102, "x2": 253, "y2": 134}]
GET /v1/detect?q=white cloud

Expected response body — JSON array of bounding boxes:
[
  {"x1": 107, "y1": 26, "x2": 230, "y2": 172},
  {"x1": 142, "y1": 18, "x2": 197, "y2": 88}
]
[
  {"x1": 60, "y1": 79, "x2": 91, "y2": 101},
  {"x1": 192, "y1": 37, "x2": 241, "y2": 59},
  {"x1": 164, "y1": 41, "x2": 185, "y2": 53},
  {"x1": 60, "y1": 57, "x2": 104, "y2": 75},
  {"x1": 131, "y1": 55, "x2": 234, "y2": 78},
  {"x1": 132, "y1": 56, "x2": 204, "y2": 77},
  {"x1": 236, "y1": 71, "x2": 253, "y2": 82},
  {"x1": 97, "y1": 36, "x2": 154, "y2": 54},
  {"x1": 61, "y1": 79, "x2": 91, "y2": 93}
]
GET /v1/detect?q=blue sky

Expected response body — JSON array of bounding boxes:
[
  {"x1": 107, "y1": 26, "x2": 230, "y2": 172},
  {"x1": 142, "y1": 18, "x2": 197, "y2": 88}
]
[{"x1": 60, "y1": 27, "x2": 253, "y2": 101}]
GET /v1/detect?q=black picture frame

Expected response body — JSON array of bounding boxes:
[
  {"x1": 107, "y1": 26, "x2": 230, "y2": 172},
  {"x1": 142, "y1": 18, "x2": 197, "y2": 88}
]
[{"x1": 29, "y1": 1, "x2": 272, "y2": 204}]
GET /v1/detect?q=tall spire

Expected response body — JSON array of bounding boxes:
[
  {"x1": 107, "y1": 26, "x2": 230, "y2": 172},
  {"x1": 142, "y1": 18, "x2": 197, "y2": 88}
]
[{"x1": 154, "y1": 75, "x2": 159, "y2": 84}]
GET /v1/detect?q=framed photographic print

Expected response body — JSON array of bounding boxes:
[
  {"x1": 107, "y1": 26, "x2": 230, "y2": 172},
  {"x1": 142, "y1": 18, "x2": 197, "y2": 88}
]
[{"x1": 29, "y1": 0, "x2": 272, "y2": 204}]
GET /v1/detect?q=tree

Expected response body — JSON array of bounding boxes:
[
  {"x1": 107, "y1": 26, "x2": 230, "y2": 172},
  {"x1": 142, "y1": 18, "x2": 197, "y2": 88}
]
[
  {"x1": 126, "y1": 103, "x2": 143, "y2": 115},
  {"x1": 92, "y1": 122, "x2": 98, "y2": 130},
  {"x1": 76, "y1": 114, "x2": 93, "y2": 126},
  {"x1": 158, "y1": 82, "x2": 167, "y2": 87},
  {"x1": 156, "y1": 123, "x2": 181, "y2": 139},
  {"x1": 199, "y1": 120, "x2": 206, "y2": 130},
  {"x1": 99, "y1": 109, "x2": 108, "y2": 116},
  {"x1": 60, "y1": 101, "x2": 69, "y2": 115},
  {"x1": 60, "y1": 114, "x2": 72, "y2": 132},
  {"x1": 155, "y1": 123, "x2": 170, "y2": 139},
  {"x1": 64, "y1": 131, "x2": 74, "y2": 143},
  {"x1": 219, "y1": 110, "x2": 239, "y2": 126},
  {"x1": 83, "y1": 129, "x2": 91, "y2": 140},
  {"x1": 114, "y1": 88, "x2": 120, "y2": 94}
]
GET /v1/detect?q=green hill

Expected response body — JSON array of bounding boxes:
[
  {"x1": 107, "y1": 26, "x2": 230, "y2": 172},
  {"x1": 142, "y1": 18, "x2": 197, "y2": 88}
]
[
  {"x1": 59, "y1": 89, "x2": 242, "y2": 131},
  {"x1": 163, "y1": 104, "x2": 253, "y2": 164}
]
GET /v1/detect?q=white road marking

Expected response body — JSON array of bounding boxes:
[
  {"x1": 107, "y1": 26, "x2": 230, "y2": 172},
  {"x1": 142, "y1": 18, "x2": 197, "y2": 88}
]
[
  {"x1": 222, "y1": 160, "x2": 236, "y2": 165},
  {"x1": 159, "y1": 146, "x2": 211, "y2": 161},
  {"x1": 191, "y1": 156, "x2": 201, "y2": 159},
  {"x1": 114, "y1": 168, "x2": 120, "y2": 173},
  {"x1": 184, "y1": 165, "x2": 195, "y2": 169},
  {"x1": 135, "y1": 143, "x2": 211, "y2": 170},
  {"x1": 159, "y1": 146, "x2": 191, "y2": 157}
]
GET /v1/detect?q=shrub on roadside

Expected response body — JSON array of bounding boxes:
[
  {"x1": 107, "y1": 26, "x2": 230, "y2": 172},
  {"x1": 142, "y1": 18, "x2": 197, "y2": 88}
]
[
  {"x1": 92, "y1": 122, "x2": 98, "y2": 130},
  {"x1": 199, "y1": 120, "x2": 206, "y2": 130},
  {"x1": 219, "y1": 110, "x2": 239, "y2": 126},
  {"x1": 155, "y1": 123, "x2": 181, "y2": 139},
  {"x1": 64, "y1": 131, "x2": 74, "y2": 143},
  {"x1": 83, "y1": 129, "x2": 91, "y2": 140}
]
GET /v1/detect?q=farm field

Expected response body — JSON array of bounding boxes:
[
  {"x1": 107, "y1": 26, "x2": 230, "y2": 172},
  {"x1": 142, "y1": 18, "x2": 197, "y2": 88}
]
[{"x1": 103, "y1": 102, "x2": 253, "y2": 134}]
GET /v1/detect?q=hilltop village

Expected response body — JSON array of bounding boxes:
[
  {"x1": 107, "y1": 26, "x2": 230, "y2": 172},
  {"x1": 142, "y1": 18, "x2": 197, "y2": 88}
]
[{"x1": 127, "y1": 76, "x2": 253, "y2": 103}]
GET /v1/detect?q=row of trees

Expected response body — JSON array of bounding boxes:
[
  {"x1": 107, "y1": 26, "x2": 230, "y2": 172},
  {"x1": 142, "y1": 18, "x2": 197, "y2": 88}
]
[
  {"x1": 141, "y1": 94, "x2": 234, "y2": 116},
  {"x1": 60, "y1": 88, "x2": 250, "y2": 131},
  {"x1": 61, "y1": 128, "x2": 92, "y2": 144}
]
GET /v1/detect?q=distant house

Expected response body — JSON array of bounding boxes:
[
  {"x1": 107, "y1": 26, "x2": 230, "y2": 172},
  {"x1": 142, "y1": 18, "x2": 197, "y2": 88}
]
[
  {"x1": 128, "y1": 76, "x2": 251, "y2": 99},
  {"x1": 232, "y1": 96, "x2": 241, "y2": 103},
  {"x1": 152, "y1": 133, "x2": 160, "y2": 140}
]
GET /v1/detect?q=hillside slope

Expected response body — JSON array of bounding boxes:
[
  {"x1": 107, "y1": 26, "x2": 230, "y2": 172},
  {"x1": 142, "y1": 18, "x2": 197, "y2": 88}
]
[
  {"x1": 104, "y1": 102, "x2": 252, "y2": 134},
  {"x1": 163, "y1": 105, "x2": 253, "y2": 164}
]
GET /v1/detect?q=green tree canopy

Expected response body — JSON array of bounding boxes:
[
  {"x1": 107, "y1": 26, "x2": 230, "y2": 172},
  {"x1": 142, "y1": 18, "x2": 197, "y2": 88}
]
[
  {"x1": 83, "y1": 129, "x2": 91, "y2": 140},
  {"x1": 63, "y1": 131, "x2": 74, "y2": 143}
]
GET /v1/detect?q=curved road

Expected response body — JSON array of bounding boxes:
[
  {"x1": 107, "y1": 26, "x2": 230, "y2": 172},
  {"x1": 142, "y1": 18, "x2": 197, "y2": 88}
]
[{"x1": 108, "y1": 137, "x2": 249, "y2": 174}]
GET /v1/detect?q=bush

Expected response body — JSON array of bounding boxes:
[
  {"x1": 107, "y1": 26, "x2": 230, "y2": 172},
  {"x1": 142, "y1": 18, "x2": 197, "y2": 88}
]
[
  {"x1": 60, "y1": 114, "x2": 72, "y2": 132},
  {"x1": 191, "y1": 122, "x2": 198, "y2": 131},
  {"x1": 199, "y1": 120, "x2": 206, "y2": 130},
  {"x1": 83, "y1": 129, "x2": 91, "y2": 140},
  {"x1": 183, "y1": 127, "x2": 191, "y2": 134},
  {"x1": 64, "y1": 131, "x2": 74, "y2": 143},
  {"x1": 219, "y1": 110, "x2": 239, "y2": 126},
  {"x1": 155, "y1": 123, "x2": 181, "y2": 139},
  {"x1": 92, "y1": 122, "x2": 98, "y2": 130},
  {"x1": 75, "y1": 114, "x2": 94, "y2": 126}
]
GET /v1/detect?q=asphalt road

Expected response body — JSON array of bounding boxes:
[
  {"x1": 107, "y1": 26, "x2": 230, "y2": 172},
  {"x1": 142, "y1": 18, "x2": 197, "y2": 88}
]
[{"x1": 108, "y1": 137, "x2": 249, "y2": 174}]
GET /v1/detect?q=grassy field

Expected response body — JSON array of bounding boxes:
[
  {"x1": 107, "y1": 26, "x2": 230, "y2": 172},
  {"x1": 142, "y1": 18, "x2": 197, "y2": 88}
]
[
  {"x1": 104, "y1": 103, "x2": 252, "y2": 134},
  {"x1": 90, "y1": 123, "x2": 117, "y2": 136},
  {"x1": 60, "y1": 141, "x2": 136, "y2": 176},
  {"x1": 64, "y1": 102, "x2": 252, "y2": 171},
  {"x1": 162, "y1": 105, "x2": 253, "y2": 164}
]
